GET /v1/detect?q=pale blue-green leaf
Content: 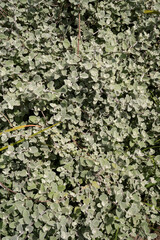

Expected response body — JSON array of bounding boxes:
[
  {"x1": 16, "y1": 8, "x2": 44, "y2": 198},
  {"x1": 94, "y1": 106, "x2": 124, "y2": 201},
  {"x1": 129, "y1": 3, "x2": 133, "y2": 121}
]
[
  {"x1": 90, "y1": 68, "x2": 98, "y2": 77},
  {"x1": 38, "y1": 203, "x2": 46, "y2": 214},
  {"x1": 29, "y1": 116, "x2": 38, "y2": 123},
  {"x1": 85, "y1": 62, "x2": 93, "y2": 70},
  {"x1": 80, "y1": 72, "x2": 89, "y2": 79},
  {"x1": 30, "y1": 146, "x2": 38, "y2": 153},
  {"x1": 23, "y1": 209, "x2": 31, "y2": 224},
  {"x1": 63, "y1": 39, "x2": 70, "y2": 49}
]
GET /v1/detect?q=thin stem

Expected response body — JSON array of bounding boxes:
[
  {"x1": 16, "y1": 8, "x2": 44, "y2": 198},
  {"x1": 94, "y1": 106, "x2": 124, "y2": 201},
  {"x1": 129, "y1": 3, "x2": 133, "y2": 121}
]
[
  {"x1": 0, "y1": 112, "x2": 13, "y2": 127},
  {"x1": 77, "y1": 8, "x2": 81, "y2": 55},
  {"x1": 41, "y1": 110, "x2": 49, "y2": 126},
  {"x1": 0, "y1": 182, "x2": 16, "y2": 194}
]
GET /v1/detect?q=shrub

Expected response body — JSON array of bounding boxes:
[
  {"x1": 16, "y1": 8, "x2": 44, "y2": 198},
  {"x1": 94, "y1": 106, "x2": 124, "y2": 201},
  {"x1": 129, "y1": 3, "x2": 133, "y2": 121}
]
[{"x1": 0, "y1": 0, "x2": 160, "y2": 239}]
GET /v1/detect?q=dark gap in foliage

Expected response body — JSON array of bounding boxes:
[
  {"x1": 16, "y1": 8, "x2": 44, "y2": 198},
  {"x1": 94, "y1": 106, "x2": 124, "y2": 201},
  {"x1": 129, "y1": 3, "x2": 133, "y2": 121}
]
[
  {"x1": 76, "y1": 225, "x2": 92, "y2": 240},
  {"x1": 50, "y1": 154, "x2": 62, "y2": 176},
  {"x1": 65, "y1": 183, "x2": 75, "y2": 191},
  {"x1": 22, "y1": 109, "x2": 35, "y2": 122},
  {"x1": 54, "y1": 77, "x2": 65, "y2": 90},
  {"x1": 10, "y1": 158, "x2": 26, "y2": 171},
  {"x1": 7, "y1": 137, "x2": 16, "y2": 145}
]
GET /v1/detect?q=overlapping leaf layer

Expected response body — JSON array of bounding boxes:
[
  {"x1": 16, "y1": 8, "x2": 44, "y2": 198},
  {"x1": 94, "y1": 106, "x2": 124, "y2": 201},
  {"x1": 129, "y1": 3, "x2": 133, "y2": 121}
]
[{"x1": 0, "y1": 0, "x2": 160, "y2": 239}]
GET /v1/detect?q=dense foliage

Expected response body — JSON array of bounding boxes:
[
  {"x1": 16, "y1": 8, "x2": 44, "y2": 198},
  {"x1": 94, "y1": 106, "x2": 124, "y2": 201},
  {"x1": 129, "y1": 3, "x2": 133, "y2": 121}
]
[{"x1": 0, "y1": 0, "x2": 160, "y2": 239}]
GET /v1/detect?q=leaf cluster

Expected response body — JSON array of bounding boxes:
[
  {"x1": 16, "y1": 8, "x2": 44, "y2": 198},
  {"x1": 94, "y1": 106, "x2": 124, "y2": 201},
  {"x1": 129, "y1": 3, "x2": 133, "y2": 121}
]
[{"x1": 0, "y1": 0, "x2": 160, "y2": 239}]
